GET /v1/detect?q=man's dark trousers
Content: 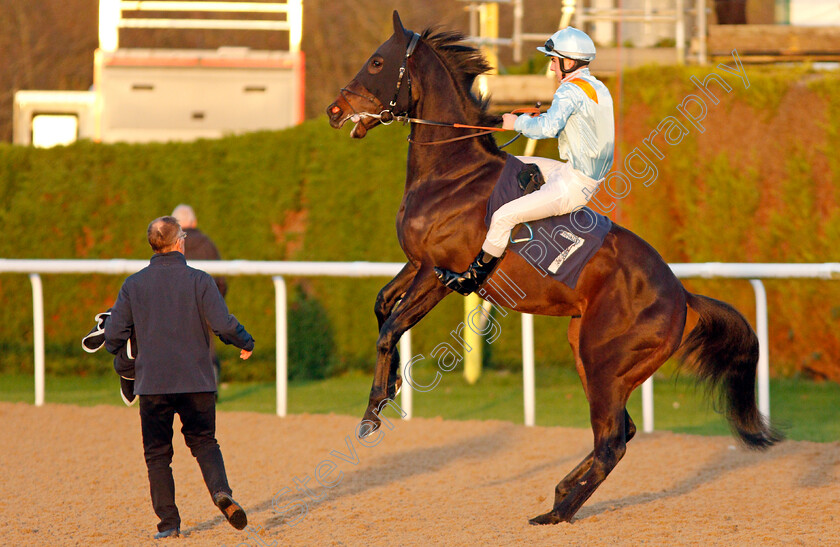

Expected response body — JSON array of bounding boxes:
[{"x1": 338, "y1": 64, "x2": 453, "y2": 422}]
[{"x1": 140, "y1": 392, "x2": 232, "y2": 532}]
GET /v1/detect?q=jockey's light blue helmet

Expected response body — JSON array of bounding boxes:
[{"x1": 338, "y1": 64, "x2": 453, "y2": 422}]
[{"x1": 537, "y1": 27, "x2": 596, "y2": 62}]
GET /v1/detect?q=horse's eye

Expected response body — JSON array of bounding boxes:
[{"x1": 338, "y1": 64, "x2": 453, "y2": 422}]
[{"x1": 368, "y1": 56, "x2": 384, "y2": 74}]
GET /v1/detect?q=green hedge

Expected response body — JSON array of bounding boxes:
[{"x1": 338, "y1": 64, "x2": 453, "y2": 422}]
[
  {"x1": 2, "y1": 64, "x2": 840, "y2": 382},
  {"x1": 609, "y1": 64, "x2": 840, "y2": 381}
]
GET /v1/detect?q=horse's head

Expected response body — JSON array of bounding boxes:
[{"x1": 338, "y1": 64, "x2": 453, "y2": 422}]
[{"x1": 326, "y1": 11, "x2": 419, "y2": 139}]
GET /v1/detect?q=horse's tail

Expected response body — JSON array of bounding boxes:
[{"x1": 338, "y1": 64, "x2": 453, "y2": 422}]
[{"x1": 678, "y1": 292, "x2": 784, "y2": 449}]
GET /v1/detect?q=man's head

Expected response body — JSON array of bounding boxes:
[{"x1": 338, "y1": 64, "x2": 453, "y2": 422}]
[
  {"x1": 147, "y1": 216, "x2": 187, "y2": 254},
  {"x1": 171, "y1": 204, "x2": 197, "y2": 229},
  {"x1": 538, "y1": 27, "x2": 596, "y2": 82}
]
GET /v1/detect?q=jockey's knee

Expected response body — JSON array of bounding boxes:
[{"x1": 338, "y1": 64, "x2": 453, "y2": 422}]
[{"x1": 489, "y1": 207, "x2": 523, "y2": 233}]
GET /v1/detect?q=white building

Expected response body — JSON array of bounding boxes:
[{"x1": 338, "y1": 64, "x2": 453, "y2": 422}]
[{"x1": 14, "y1": 0, "x2": 304, "y2": 147}]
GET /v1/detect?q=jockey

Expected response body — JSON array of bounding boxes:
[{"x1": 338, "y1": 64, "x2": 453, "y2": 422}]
[{"x1": 435, "y1": 26, "x2": 615, "y2": 295}]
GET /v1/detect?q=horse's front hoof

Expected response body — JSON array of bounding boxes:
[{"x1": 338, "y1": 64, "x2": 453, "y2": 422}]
[
  {"x1": 357, "y1": 417, "x2": 381, "y2": 439},
  {"x1": 529, "y1": 510, "x2": 564, "y2": 526},
  {"x1": 357, "y1": 420, "x2": 379, "y2": 438}
]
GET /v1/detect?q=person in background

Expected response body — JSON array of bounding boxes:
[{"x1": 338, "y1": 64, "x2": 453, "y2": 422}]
[
  {"x1": 105, "y1": 216, "x2": 255, "y2": 539},
  {"x1": 172, "y1": 204, "x2": 227, "y2": 387}
]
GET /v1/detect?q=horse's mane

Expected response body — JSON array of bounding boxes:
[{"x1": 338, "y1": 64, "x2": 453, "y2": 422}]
[{"x1": 420, "y1": 28, "x2": 500, "y2": 127}]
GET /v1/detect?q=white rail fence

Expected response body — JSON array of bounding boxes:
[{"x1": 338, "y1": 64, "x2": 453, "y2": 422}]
[{"x1": 3, "y1": 259, "x2": 839, "y2": 432}]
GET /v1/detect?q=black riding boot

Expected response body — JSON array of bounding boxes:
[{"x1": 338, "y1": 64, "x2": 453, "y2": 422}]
[{"x1": 434, "y1": 251, "x2": 502, "y2": 295}]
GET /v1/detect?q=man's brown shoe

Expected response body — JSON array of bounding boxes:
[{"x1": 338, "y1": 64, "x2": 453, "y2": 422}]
[{"x1": 213, "y1": 492, "x2": 247, "y2": 530}]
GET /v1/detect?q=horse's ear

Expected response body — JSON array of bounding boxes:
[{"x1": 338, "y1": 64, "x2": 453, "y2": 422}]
[{"x1": 392, "y1": 10, "x2": 406, "y2": 35}]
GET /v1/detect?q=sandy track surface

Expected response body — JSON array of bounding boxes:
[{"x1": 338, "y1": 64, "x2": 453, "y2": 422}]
[{"x1": 2, "y1": 402, "x2": 839, "y2": 546}]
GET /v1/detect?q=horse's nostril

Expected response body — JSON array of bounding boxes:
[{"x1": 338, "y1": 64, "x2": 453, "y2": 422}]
[{"x1": 327, "y1": 103, "x2": 343, "y2": 118}]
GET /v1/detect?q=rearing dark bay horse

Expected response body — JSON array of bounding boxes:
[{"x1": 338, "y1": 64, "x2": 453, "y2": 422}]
[{"x1": 326, "y1": 11, "x2": 781, "y2": 525}]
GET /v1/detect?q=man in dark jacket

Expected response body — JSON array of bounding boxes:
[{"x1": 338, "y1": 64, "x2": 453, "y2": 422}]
[
  {"x1": 171, "y1": 204, "x2": 227, "y2": 296},
  {"x1": 105, "y1": 216, "x2": 255, "y2": 539},
  {"x1": 172, "y1": 204, "x2": 226, "y2": 386}
]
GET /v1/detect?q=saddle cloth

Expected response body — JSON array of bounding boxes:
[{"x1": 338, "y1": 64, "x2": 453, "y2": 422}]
[
  {"x1": 82, "y1": 309, "x2": 137, "y2": 406},
  {"x1": 486, "y1": 154, "x2": 612, "y2": 289}
]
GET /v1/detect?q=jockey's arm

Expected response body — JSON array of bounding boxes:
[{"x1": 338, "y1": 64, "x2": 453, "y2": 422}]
[{"x1": 512, "y1": 86, "x2": 577, "y2": 140}]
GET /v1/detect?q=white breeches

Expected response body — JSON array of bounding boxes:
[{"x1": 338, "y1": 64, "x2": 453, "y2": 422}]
[{"x1": 481, "y1": 156, "x2": 601, "y2": 257}]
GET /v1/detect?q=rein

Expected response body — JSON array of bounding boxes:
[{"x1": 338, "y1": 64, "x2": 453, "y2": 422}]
[
  {"x1": 352, "y1": 111, "x2": 500, "y2": 145},
  {"x1": 409, "y1": 130, "x2": 499, "y2": 146},
  {"x1": 351, "y1": 108, "x2": 540, "y2": 147},
  {"x1": 343, "y1": 31, "x2": 541, "y2": 147}
]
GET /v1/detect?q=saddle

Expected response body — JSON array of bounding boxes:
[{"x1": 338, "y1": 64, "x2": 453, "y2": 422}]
[{"x1": 486, "y1": 154, "x2": 612, "y2": 289}]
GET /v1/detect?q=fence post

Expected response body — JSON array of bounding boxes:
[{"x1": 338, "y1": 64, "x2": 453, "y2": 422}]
[
  {"x1": 463, "y1": 293, "x2": 483, "y2": 384},
  {"x1": 696, "y1": 0, "x2": 708, "y2": 64},
  {"x1": 642, "y1": 377, "x2": 654, "y2": 433},
  {"x1": 522, "y1": 313, "x2": 535, "y2": 426},
  {"x1": 750, "y1": 279, "x2": 770, "y2": 418},
  {"x1": 273, "y1": 276, "x2": 287, "y2": 417},
  {"x1": 29, "y1": 273, "x2": 45, "y2": 407},
  {"x1": 676, "y1": 0, "x2": 686, "y2": 64},
  {"x1": 399, "y1": 330, "x2": 412, "y2": 419}
]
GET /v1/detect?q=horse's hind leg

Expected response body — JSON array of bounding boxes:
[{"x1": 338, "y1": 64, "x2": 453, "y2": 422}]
[
  {"x1": 551, "y1": 409, "x2": 636, "y2": 503},
  {"x1": 531, "y1": 371, "x2": 632, "y2": 525},
  {"x1": 532, "y1": 290, "x2": 684, "y2": 525},
  {"x1": 551, "y1": 318, "x2": 638, "y2": 502},
  {"x1": 568, "y1": 317, "x2": 637, "y2": 445}
]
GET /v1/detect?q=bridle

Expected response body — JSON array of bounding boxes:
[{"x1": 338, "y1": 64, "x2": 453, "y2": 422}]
[
  {"x1": 339, "y1": 31, "x2": 421, "y2": 126},
  {"x1": 339, "y1": 31, "x2": 533, "y2": 148},
  {"x1": 390, "y1": 31, "x2": 421, "y2": 113}
]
